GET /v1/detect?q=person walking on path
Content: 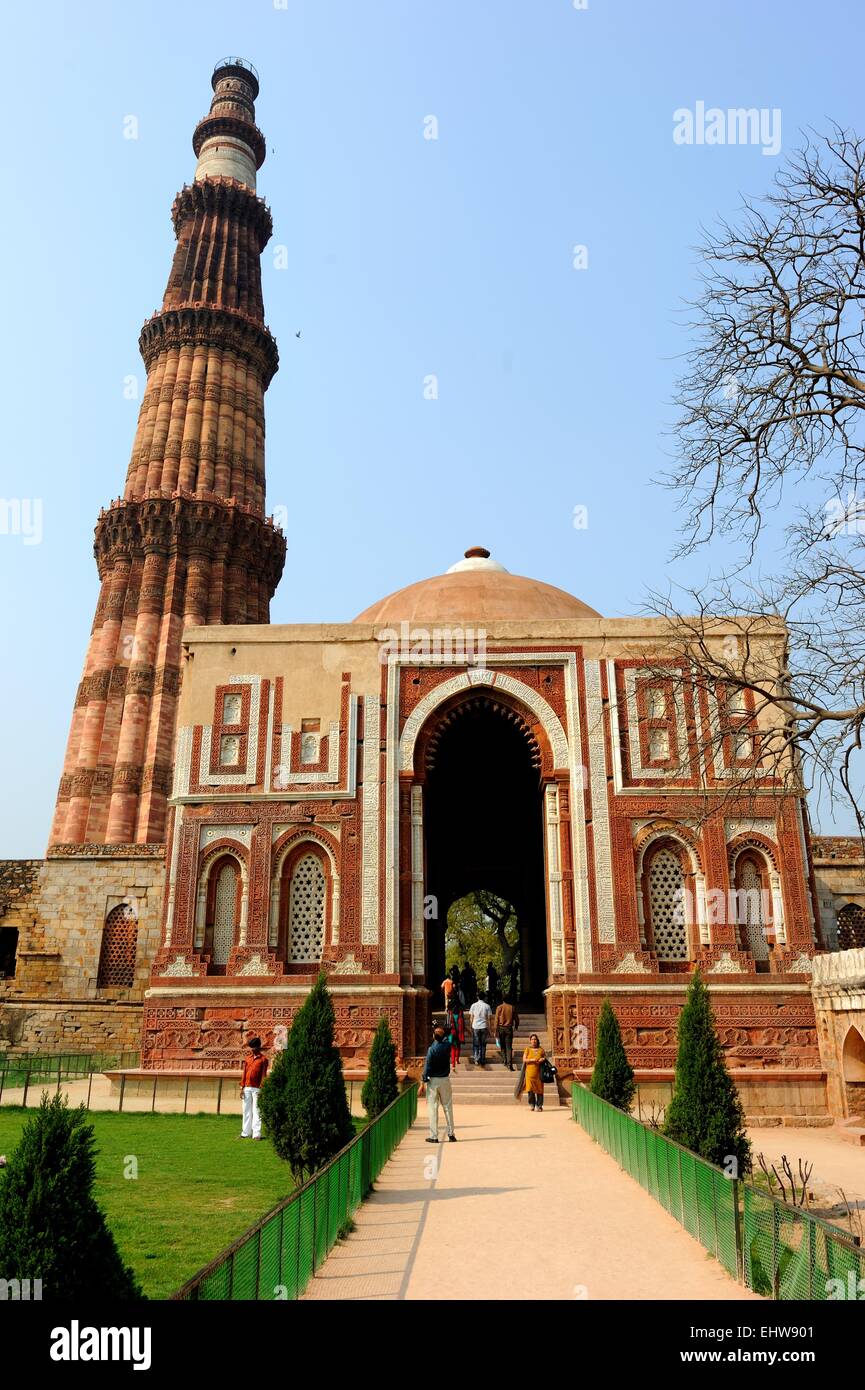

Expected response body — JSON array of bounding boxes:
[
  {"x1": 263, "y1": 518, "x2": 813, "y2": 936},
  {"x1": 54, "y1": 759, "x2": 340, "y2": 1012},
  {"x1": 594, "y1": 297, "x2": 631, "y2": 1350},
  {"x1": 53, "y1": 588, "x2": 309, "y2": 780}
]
[
  {"x1": 442, "y1": 973, "x2": 455, "y2": 1010},
  {"x1": 494, "y1": 997, "x2": 520, "y2": 1070},
  {"x1": 468, "y1": 994, "x2": 493, "y2": 1067},
  {"x1": 515, "y1": 1032, "x2": 546, "y2": 1111},
  {"x1": 239, "y1": 1035, "x2": 269, "y2": 1139},
  {"x1": 420, "y1": 1025, "x2": 457, "y2": 1143},
  {"x1": 459, "y1": 962, "x2": 477, "y2": 1006},
  {"x1": 446, "y1": 1000, "x2": 466, "y2": 1069}
]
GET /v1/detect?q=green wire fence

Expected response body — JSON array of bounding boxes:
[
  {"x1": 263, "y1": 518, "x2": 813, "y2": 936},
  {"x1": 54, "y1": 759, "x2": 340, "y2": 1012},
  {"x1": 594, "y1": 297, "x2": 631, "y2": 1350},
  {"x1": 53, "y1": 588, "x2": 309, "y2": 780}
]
[
  {"x1": 172, "y1": 1082, "x2": 418, "y2": 1301},
  {"x1": 572, "y1": 1083, "x2": 864, "y2": 1300},
  {"x1": 0, "y1": 1051, "x2": 140, "y2": 1105}
]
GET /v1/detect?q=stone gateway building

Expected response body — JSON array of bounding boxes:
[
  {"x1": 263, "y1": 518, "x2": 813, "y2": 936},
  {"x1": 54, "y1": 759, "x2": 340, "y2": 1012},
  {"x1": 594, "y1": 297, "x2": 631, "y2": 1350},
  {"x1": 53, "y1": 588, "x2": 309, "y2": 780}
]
[{"x1": 1, "y1": 58, "x2": 864, "y2": 1124}]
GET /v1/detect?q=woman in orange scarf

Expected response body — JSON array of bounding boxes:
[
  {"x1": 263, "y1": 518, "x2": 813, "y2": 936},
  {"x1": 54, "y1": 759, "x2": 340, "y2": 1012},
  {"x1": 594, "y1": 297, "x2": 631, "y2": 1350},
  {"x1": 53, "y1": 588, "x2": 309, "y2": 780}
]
[{"x1": 514, "y1": 1032, "x2": 546, "y2": 1111}]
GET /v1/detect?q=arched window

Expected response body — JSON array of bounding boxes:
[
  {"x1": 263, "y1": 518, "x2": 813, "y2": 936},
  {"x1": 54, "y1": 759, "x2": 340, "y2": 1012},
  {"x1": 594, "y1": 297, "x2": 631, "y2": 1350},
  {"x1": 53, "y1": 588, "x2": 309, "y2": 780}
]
[
  {"x1": 838, "y1": 903, "x2": 865, "y2": 951},
  {"x1": 204, "y1": 856, "x2": 241, "y2": 971},
  {"x1": 280, "y1": 849, "x2": 327, "y2": 964},
  {"x1": 734, "y1": 852, "x2": 771, "y2": 965},
  {"x1": 97, "y1": 903, "x2": 138, "y2": 988},
  {"x1": 842, "y1": 1026, "x2": 865, "y2": 1119},
  {"x1": 645, "y1": 843, "x2": 689, "y2": 963},
  {"x1": 0, "y1": 927, "x2": 18, "y2": 979}
]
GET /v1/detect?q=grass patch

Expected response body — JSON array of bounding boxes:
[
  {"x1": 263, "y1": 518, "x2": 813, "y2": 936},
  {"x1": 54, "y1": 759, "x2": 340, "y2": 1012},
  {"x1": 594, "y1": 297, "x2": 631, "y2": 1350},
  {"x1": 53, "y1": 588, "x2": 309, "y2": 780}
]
[
  {"x1": 0, "y1": 1108, "x2": 293, "y2": 1299},
  {"x1": 0, "y1": 1107, "x2": 370, "y2": 1298}
]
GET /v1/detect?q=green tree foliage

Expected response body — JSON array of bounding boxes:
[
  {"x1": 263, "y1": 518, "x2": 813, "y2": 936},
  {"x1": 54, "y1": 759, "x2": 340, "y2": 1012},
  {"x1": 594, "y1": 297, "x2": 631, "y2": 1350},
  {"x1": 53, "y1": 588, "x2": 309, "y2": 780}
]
[
  {"x1": 361, "y1": 1016, "x2": 399, "y2": 1118},
  {"x1": 0, "y1": 1093, "x2": 142, "y2": 1300},
  {"x1": 259, "y1": 973, "x2": 354, "y2": 1180},
  {"x1": 589, "y1": 998, "x2": 636, "y2": 1111},
  {"x1": 445, "y1": 890, "x2": 520, "y2": 995},
  {"x1": 664, "y1": 970, "x2": 752, "y2": 1175}
]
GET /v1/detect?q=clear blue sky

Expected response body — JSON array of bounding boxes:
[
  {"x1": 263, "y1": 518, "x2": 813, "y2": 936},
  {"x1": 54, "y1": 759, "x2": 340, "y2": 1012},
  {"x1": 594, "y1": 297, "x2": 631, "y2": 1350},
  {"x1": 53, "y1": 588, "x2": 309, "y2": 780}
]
[{"x1": 1, "y1": 0, "x2": 862, "y2": 855}]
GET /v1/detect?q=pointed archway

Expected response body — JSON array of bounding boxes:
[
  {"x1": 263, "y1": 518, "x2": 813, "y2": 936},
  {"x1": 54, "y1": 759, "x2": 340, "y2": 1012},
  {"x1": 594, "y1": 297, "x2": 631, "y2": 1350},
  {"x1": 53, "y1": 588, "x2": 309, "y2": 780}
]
[
  {"x1": 842, "y1": 1025, "x2": 865, "y2": 1119},
  {"x1": 418, "y1": 691, "x2": 549, "y2": 1008}
]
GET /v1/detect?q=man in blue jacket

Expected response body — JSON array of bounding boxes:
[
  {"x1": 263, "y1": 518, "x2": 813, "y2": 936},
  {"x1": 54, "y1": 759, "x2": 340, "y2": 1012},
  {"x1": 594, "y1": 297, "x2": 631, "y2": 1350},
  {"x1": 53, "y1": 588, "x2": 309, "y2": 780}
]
[{"x1": 421, "y1": 1025, "x2": 457, "y2": 1143}]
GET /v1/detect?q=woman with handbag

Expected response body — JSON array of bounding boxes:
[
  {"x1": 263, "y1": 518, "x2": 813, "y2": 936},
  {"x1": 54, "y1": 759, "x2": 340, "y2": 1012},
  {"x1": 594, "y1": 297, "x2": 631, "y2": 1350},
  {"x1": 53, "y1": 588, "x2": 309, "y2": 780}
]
[{"x1": 515, "y1": 1032, "x2": 547, "y2": 1111}]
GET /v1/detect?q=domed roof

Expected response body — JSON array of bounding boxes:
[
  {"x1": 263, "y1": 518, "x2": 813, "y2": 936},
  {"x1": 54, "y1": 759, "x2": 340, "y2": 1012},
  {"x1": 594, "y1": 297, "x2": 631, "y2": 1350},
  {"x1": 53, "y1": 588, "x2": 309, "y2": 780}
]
[{"x1": 354, "y1": 548, "x2": 601, "y2": 624}]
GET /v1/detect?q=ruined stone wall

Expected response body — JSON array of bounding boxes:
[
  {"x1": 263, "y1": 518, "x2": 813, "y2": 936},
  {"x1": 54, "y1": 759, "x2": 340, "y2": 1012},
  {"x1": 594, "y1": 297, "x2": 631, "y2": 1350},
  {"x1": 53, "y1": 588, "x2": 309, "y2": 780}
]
[
  {"x1": 812, "y1": 947, "x2": 865, "y2": 1119},
  {"x1": 0, "y1": 852, "x2": 165, "y2": 1054}
]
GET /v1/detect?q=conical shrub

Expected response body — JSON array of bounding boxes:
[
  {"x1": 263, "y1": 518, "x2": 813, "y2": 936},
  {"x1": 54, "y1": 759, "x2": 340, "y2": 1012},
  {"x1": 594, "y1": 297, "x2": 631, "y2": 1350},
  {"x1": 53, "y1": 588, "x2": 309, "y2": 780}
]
[
  {"x1": 259, "y1": 973, "x2": 354, "y2": 1180},
  {"x1": 589, "y1": 998, "x2": 636, "y2": 1111},
  {"x1": 0, "y1": 1092, "x2": 142, "y2": 1300},
  {"x1": 664, "y1": 970, "x2": 751, "y2": 1175},
  {"x1": 361, "y1": 1017, "x2": 399, "y2": 1118}
]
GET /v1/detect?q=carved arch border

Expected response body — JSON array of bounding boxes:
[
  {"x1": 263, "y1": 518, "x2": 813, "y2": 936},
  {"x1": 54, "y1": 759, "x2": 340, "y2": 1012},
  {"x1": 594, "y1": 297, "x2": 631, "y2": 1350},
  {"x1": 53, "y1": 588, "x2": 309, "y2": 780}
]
[
  {"x1": 270, "y1": 826, "x2": 341, "y2": 951},
  {"x1": 398, "y1": 669, "x2": 569, "y2": 777},
  {"x1": 193, "y1": 840, "x2": 250, "y2": 954},
  {"x1": 633, "y1": 820, "x2": 703, "y2": 877},
  {"x1": 727, "y1": 831, "x2": 780, "y2": 875}
]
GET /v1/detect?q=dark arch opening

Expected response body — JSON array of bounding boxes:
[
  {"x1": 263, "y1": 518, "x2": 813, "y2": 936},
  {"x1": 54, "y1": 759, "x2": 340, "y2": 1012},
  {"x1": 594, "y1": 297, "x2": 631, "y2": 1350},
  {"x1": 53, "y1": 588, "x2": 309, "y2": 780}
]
[{"x1": 423, "y1": 693, "x2": 547, "y2": 1008}]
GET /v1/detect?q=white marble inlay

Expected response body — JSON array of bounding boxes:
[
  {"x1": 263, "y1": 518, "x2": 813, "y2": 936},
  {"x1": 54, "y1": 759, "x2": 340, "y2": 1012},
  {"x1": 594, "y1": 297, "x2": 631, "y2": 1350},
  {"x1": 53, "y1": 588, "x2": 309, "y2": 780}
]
[{"x1": 584, "y1": 660, "x2": 615, "y2": 944}]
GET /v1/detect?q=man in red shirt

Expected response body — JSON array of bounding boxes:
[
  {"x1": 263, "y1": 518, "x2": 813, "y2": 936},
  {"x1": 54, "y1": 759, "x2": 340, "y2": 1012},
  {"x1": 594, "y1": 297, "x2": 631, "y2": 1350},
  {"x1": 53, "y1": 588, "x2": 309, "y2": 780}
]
[{"x1": 239, "y1": 1035, "x2": 268, "y2": 1140}]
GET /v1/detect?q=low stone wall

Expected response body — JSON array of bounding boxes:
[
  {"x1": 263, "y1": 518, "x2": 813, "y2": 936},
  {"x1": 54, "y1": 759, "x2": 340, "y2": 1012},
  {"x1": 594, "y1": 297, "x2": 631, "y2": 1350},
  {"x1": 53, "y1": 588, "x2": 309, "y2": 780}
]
[
  {"x1": 569, "y1": 1068, "x2": 830, "y2": 1125},
  {"x1": 0, "y1": 1000, "x2": 144, "y2": 1054}
]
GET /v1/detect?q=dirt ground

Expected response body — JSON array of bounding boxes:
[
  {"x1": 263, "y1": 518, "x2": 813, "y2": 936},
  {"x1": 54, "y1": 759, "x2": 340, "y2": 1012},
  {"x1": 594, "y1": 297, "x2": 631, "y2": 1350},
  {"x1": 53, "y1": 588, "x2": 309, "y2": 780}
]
[{"x1": 748, "y1": 1125, "x2": 865, "y2": 1241}]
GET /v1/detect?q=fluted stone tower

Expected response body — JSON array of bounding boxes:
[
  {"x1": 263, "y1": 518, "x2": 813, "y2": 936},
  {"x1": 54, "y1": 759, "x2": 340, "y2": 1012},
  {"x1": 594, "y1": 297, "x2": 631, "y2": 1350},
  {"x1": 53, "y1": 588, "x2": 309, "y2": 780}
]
[{"x1": 51, "y1": 58, "x2": 285, "y2": 849}]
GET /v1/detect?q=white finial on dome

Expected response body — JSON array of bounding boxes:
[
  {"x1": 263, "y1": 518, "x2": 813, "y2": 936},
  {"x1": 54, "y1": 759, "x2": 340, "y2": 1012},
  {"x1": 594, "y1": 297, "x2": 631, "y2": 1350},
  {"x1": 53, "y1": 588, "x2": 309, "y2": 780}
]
[{"x1": 446, "y1": 545, "x2": 508, "y2": 575}]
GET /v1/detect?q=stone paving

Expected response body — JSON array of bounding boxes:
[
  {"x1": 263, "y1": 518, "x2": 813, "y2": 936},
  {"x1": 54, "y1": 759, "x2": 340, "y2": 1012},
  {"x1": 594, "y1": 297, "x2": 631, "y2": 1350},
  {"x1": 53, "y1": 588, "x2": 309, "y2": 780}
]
[{"x1": 302, "y1": 1103, "x2": 759, "y2": 1301}]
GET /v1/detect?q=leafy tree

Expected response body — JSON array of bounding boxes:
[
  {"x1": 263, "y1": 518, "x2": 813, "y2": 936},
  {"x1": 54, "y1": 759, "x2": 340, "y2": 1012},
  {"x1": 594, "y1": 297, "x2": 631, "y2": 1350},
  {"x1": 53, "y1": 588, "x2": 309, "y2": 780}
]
[
  {"x1": 259, "y1": 973, "x2": 354, "y2": 1180},
  {"x1": 445, "y1": 890, "x2": 520, "y2": 996},
  {"x1": 0, "y1": 1092, "x2": 142, "y2": 1300},
  {"x1": 589, "y1": 998, "x2": 635, "y2": 1111},
  {"x1": 361, "y1": 1016, "x2": 399, "y2": 1117},
  {"x1": 664, "y1": 970, "x2": 751, "y2": 1175}
]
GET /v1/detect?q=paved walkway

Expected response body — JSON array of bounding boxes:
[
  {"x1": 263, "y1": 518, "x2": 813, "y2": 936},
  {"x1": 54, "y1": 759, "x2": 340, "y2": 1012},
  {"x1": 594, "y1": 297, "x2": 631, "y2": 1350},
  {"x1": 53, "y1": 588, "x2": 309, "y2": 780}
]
[{"x1": 302, "y1": 1104, "x2": 758, "y2": 1301}]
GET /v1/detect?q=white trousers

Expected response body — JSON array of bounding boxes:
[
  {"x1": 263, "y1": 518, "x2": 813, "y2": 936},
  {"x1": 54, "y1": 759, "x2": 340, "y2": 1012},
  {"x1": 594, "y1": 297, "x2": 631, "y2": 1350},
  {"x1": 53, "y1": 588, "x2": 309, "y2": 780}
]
[
  {"x1": 426, "y1": 1076, "x2": 455, "y2": 1138},
  {"x1": 241, "y1": 1086, "x2": 262, "y2": 1139}
]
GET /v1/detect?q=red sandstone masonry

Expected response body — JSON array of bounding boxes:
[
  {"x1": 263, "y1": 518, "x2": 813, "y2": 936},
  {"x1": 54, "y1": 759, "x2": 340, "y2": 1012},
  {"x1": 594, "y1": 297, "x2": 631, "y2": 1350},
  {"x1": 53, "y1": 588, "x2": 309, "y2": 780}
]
[{"x1": 50, "y1": 64, "x2": 285, "y2": 851}]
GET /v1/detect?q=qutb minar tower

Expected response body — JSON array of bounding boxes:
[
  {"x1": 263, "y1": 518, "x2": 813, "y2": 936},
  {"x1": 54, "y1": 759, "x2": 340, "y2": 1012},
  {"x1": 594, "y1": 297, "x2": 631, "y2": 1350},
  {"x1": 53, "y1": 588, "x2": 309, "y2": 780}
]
[{"x1": 51, "y1": 57, "x2": 285, "y2": 849}]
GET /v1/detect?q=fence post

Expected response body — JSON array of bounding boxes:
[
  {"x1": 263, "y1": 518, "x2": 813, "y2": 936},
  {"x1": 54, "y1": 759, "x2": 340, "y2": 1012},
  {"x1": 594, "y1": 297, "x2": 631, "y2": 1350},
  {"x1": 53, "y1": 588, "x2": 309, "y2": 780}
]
[
  {"x1": 732, "y1": 1177, "x2": 744, "y2": 1283},
  {"x1": 277, "y1": 1205, "x2": 285, "y2": 1300},
  {"x1": 217, "y1": 1077, "x2": 223, "y2": 1114},
  {"x1": 22, "y1": 1066, "x2": 30, "y2": 1108},
  {"x1": 87, "y1": 1069, "x2": 94, "y2": 1111},
  {"x1": 312, "y1": 1172, "x2": 318, "y2": 1274},
  {"x1": 295, "y1": 1184, "x2": 302, "y2": 1300},
  {"x1": 772, "y1": 1201, "x2": 780, "y2": 1299}
]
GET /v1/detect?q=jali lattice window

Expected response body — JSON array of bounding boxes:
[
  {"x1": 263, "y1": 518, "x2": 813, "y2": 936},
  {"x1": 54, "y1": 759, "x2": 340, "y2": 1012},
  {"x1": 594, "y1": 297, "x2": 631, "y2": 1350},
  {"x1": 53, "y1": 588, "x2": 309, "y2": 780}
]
[
  {"x1": 838, "y1": 903, "x2": 865, "y2": 951},
  {"x1": 648, "y1": 847, "x2": 688, "y2": 961},
  {"x1": 287, "y1": 853, "x2": 326, "y2": 962},
  {"x1": 210, "y1": 861, "x2": 238, "y2": 966},
  {"x1": 736, "y1": 855, "x2": 769, "y2": 961},
  {"x1": 97, "y1": 903, "x2": 138, "y2": 988}
]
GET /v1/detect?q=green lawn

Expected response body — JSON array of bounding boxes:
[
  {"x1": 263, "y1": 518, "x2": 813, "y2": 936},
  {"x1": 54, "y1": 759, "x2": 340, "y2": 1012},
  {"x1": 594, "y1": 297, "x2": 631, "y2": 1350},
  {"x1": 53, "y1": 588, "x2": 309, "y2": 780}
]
[{"x1": 0, "y1": 1109, "x2": 295, "y2": 1299}]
